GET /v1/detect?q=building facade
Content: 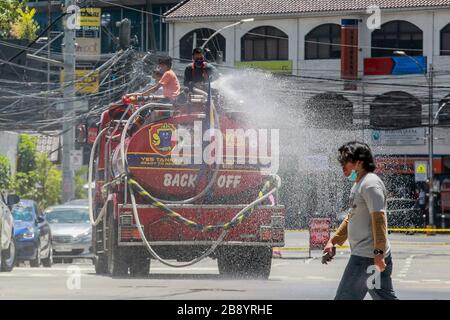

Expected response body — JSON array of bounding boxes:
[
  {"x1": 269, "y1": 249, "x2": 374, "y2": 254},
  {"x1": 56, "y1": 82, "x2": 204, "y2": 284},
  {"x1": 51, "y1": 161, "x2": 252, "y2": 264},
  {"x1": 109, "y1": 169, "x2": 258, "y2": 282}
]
[
  {"x1": 165, "y1": 0, "x2": 450, "y2": 227},
  {"x1": 28, "y1": 0, "x2": 181, "y2": 53}
]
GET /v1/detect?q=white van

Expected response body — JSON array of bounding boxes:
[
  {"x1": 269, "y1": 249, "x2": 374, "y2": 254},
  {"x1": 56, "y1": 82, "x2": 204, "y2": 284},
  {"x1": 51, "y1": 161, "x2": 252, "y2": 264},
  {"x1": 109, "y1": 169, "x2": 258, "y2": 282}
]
[{"x1": 0, "y1": 193, "x2": 20, "y2": 271}]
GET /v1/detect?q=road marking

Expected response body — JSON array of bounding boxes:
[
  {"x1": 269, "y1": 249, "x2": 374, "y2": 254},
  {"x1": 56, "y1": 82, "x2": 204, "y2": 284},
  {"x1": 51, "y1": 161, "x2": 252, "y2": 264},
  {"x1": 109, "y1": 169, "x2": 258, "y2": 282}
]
[
  {"x1": 274, "y1": 246, "x2": 350, "y2": 251},
  {"x1": 151, "y1": 267, "x2": 218, "y2": 271},
  {"x1": 422, "y1": 279, "x2": 442, "y2": 282},
  {"x1": 15, "y1": 267, "x2": 93, "y2": 271},
  {"x1": 306, "y1": 276, "x2": 326, "y2": 280},
  {"x1": 390, "y1": 242, "x2": 450, "y2": 246},
  {"x1": 389, "y1": 228, "x2": 450, "y2": 232},
  {"x1": 396, "y1": 254, "x2": 415, "y2": 278},
  {"x1": 272, "y1": 262, "x2": 289, "y2": 267},
  {"x1": 271, "y1": 276, "x2": 290, "y2": 280},
  {"x1": 398, "y1": 280, "x2": 420, "y2": 284}
]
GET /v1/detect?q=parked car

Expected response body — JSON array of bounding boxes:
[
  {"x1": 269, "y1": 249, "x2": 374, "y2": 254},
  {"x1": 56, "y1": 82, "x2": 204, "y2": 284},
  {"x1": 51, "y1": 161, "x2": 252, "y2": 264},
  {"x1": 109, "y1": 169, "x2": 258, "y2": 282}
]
[
  {"x1": 44, "y1": 204, "x2": 93, "y2": 263},
  {"x1": 12, "y1": 200, "x2": 52, "y2": 267},
  {"x1": 0, "y1": 193, "x2": 20, "y2": 272},
  {"x1": 64, "y1": 199, "x2": 89, "y2": 206}
]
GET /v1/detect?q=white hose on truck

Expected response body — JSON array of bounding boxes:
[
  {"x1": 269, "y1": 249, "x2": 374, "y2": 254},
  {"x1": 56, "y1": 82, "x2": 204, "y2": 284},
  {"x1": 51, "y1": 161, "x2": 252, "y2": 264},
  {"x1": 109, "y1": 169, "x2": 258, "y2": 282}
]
[{"x1": 128, "y1": 175, "x2": 281, "y2": 268}]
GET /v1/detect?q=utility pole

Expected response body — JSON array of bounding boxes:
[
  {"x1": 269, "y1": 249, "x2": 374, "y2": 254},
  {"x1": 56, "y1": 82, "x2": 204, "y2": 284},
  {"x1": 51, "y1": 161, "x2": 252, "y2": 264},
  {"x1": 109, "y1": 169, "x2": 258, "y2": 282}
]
[
  {"x1": 393, "y1": 51, "x2": 436, "y2": 228},
  {"x1": 428, "y1": 64, "x2": 435, "y2": 227},
  {"x1": 62, "y1": 0, "x2": 76, "y2": 202},
  {"x1": 47, "y1": 0, "x2": 51, "y2": 88}
]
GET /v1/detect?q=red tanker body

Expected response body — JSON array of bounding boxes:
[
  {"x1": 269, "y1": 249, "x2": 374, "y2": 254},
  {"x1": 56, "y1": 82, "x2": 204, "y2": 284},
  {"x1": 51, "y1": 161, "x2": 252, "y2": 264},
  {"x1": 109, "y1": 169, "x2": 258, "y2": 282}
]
[{"x1": 90, "y1": 88, "x2": 285, "y2": 278}]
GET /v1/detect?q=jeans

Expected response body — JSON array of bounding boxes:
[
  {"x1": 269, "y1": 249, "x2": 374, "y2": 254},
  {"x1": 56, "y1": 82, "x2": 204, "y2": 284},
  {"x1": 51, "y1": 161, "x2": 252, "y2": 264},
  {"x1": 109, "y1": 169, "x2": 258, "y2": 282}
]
[{"x1": 334, "y1": 254, "x2": 398, "y2": 300}]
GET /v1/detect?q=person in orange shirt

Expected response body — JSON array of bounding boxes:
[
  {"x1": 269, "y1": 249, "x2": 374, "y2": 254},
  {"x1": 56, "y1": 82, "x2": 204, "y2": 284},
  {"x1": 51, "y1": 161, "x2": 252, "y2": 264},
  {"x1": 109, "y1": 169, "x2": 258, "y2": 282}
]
[{"x1": 127, "y1": 56, "x2": 180, "y2": 102}]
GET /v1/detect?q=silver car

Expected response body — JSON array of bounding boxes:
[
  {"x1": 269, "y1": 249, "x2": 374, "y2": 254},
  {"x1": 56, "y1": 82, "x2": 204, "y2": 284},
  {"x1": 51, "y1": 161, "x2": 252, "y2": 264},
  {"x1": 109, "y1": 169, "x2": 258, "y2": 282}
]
[{"x1": 44, "y1": 204, "x2": 93, "y2": 263}]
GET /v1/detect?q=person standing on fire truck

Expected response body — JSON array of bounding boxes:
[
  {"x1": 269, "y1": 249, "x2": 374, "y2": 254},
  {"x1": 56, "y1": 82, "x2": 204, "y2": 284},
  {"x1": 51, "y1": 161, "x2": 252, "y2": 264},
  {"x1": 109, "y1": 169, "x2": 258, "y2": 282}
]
[
  {"x1": 323, "y1": 141, "x2": 398, "y2": 300},
  {"x1": 184, "y1": 47, "x2": 217, "y2": 91},
  {"x1": 126, "y1": 56, "x2": 180, "y2": 103}
]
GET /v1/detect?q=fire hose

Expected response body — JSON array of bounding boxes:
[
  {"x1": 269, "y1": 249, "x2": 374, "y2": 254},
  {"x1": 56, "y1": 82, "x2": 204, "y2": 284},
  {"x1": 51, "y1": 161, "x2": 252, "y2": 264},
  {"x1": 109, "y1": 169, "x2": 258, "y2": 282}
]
[
  {"x1": 128, "y1": 174, "x2": 281, "y2": 268},
  {"x1": 89, "y1": 91, "x2": 218, "y2": 226},
  {"x1": 119, "y1": 90, "x2": 221, "y2": 204},
  {"x1": 88, "y1": 127, "x2": 109, "y2": 226}
]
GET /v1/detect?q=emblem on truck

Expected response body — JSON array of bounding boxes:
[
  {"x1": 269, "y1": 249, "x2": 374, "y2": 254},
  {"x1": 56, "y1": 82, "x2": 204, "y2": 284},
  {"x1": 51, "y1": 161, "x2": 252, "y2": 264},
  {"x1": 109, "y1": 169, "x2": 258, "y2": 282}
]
[{"x1": 149, "y1": 123, "x2": 177, "y2": 156}]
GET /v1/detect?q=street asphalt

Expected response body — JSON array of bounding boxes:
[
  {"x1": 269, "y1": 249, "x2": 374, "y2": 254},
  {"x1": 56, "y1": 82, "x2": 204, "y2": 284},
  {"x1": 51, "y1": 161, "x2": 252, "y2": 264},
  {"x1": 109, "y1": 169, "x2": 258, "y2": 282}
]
[{"x1": 1, "y1": 232, "x2": 449, "y2": 300}]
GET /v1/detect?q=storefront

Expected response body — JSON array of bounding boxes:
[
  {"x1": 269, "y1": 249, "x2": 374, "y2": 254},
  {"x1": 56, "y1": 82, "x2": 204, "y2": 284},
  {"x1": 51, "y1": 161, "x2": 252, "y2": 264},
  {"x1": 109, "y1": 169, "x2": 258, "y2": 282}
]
[{"x1": 375, "y1": 155, "x2": 450, "y2": 227}]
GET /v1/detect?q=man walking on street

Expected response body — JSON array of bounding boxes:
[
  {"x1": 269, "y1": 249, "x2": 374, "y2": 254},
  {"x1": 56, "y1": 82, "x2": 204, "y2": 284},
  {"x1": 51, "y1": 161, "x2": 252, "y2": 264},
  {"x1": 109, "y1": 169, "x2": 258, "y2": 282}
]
[{"x1": 323, "y1": 141, "x2": 398, "y2": 300}]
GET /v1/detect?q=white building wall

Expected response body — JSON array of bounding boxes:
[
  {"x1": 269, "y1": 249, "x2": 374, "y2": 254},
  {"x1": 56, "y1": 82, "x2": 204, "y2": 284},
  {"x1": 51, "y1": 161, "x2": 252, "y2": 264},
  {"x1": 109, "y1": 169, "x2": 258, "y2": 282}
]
[
  {"x1": 168, "y1": 8, "x2": 450, "y2": 156},
  {"x1": 0, "y1": 132, "x2": 18, "y2": 175}
]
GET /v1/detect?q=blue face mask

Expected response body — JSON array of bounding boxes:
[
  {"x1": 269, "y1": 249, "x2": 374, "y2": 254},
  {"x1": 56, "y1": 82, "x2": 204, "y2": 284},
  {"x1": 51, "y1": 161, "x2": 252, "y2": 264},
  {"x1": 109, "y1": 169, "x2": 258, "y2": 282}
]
[
  {"x1": 195, "y1": 59, "x2": 205, "y2": 67},
  {"x1": 347, "y1": 170, "x2": 358, "y2": 182}
]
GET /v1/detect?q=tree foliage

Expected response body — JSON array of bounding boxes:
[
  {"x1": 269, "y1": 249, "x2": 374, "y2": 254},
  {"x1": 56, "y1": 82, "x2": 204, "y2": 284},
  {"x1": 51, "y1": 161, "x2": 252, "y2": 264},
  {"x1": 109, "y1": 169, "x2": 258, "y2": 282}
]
[
  {"x1": 75, "y1": 166, "x2": 88, "y2": 199},
  {"x1": 0, "y1": 155, "x2": 11, "y2": 190},
  {"x1": 17, "y1": 134, "x2": 37, "y2": 173},
  {"x1": 0, "y1": 0, "x2": 23, "y2": 38},
  {"x1": 34, "y1": 152, "x2": 62, "y2": 208},
  {"x1": 10, "y1": 7, "x2": 40, "y2": 41},
  {"x1": 11, "y1": 134, "x2": 63, "y2": 209}
]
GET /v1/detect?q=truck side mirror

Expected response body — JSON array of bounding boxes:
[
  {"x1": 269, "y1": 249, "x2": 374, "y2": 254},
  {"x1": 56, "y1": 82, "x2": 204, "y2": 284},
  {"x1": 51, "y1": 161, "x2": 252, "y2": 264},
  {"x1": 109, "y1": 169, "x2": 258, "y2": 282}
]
[{"x1": 7, "y1": 194, "x2": 20, "y2": 206}]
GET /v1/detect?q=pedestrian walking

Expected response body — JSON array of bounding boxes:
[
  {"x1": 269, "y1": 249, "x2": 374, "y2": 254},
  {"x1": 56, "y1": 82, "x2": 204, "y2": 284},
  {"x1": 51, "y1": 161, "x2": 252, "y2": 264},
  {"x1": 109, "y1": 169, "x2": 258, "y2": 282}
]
[{"x1": 323, "y1": 141, "x2": 398, "y2": 300}]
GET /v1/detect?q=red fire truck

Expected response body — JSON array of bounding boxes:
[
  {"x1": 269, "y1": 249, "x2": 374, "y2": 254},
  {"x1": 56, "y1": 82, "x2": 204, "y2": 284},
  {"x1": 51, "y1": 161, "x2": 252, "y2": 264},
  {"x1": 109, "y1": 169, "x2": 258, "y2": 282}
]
[{"x1": 88, "y1": 88, "x2": 285, "y2": 278}]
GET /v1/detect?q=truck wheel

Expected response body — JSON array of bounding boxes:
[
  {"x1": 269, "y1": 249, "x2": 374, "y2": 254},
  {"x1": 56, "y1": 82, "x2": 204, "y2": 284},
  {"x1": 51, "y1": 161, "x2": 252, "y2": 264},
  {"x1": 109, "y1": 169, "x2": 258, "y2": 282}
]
[
  {"x1": 107, "y1": 212, "x2": 128, "y2": 277},
  {"x1": 129, "y1": 249, "x2": 150, "y2": 277},
  {"x1": 247, "y1": 247, "x2": 272, "y2": 279},
  {"x1": 94, "y1": 254, "x2": 108, "y2": 275},
  {"x1": 30, "y1": 242, "x2": 41, "y2": 268},
  {"x1": 42, "y1": 243, "x2": 53, "y2": 268},
  {"x1": 1, "y1": 237, "x2": 17, "y2": 272},
  {"x1": 217, "y1": 254, "x2": 236, "y2": 277},
  {"x1": 217, "y1": 247, "x2": 246, "y2": 278},
  {"x1": 218, "y1": 247, "x2": 272, "y2": 279}
]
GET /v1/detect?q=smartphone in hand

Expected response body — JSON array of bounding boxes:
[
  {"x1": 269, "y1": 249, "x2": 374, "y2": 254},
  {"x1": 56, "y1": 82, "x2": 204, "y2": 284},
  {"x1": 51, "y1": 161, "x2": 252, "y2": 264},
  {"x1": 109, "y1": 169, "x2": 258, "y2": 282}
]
[{"x1": 322, "y1": 246, "x2": 336, "y2": 264}]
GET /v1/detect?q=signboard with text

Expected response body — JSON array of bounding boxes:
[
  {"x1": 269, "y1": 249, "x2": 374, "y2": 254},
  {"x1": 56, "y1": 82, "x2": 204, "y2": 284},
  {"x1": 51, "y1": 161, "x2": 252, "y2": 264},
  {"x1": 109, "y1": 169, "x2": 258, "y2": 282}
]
[
  {"x1": 60, "y1": 69, "x2": 99, "y2": 94},
  {"x1": 309, "y1": 218, "x2": 331, "y2": 250},
  {"x1": 371, "y1": 128, "x2": 426, "y2": 146},
  {"x1": 80, "y1": 8, "x2": 101, "y2": 29},
  {"x1": 235, "y1": 60, "x2": 293, "y2": 74},
  {"x1": 414, "y1": 161, "x2": 428, "y2": 182},
  {"x1": 70, "y1": 150, "x2": 83, "y2": 171},
  {"x1": 76, "y1": 37, "x2": 101, "y2": 61},
  {"x1": 376, "y1": 157, "x2": 443, "y2": 175},
  {"x1": 341, "y1": 19, "x2": 359, "y2": 91},
  {"x1": 364, "y1": 56, "x2": 427, "y2": 76}
]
